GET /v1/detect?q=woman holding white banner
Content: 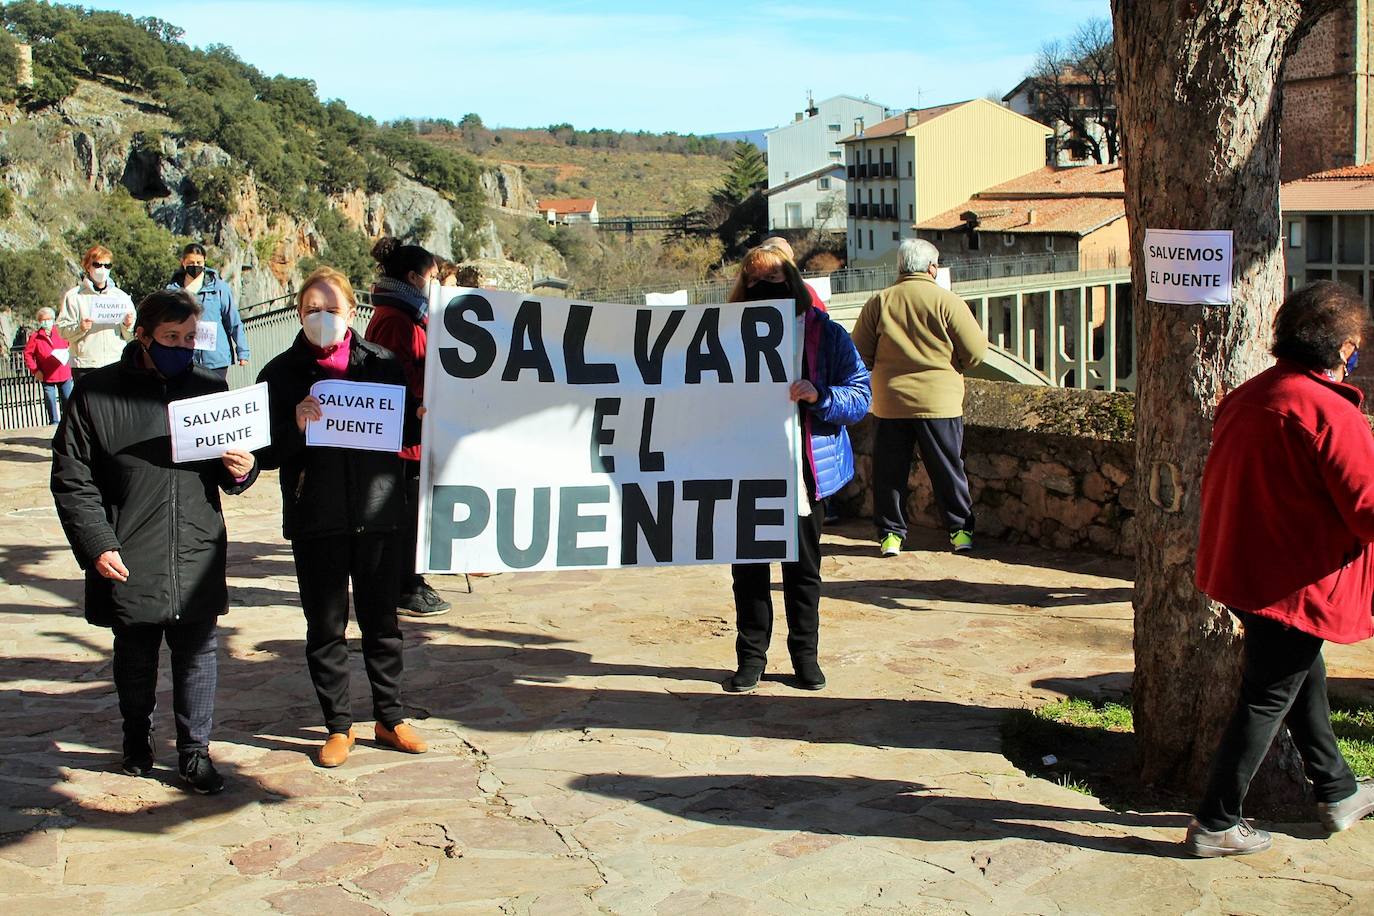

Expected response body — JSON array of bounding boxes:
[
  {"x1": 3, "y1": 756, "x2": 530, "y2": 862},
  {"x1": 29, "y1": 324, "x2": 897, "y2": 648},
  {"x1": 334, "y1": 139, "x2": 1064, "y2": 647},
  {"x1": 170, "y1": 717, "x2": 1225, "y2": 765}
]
[
  {"x1": 722, "y1": 247, "x2": 871, "y2": 693},
  {"x1": 51, "y1": 289, "x2": 258, "y2": 795},
  {"x1": 56, "y1": 244, "x2": 135, "y2": 384},
  {"x1": 257, "y1": 267, "x2": 428, "y2": 768}
]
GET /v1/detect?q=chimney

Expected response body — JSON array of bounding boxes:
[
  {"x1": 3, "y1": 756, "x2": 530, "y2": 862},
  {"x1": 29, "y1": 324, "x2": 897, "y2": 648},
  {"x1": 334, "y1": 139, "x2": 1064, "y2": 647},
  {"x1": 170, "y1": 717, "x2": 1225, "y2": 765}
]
[
  {"x1": 805, "y1": 91, "x2": 818, "y2": 118},
  {"x1": 16, "y1": 43, "x2": 33, "y2": 88},
  {"x1": 905, "y1": 109, "x2": 919, "y2": 129},
  {"x1": 795, "y1": 112, "x2": 803, "y2": 122},
  {"x1": 1026, "y1": 208, "x2": 1037, "y2": 225}
]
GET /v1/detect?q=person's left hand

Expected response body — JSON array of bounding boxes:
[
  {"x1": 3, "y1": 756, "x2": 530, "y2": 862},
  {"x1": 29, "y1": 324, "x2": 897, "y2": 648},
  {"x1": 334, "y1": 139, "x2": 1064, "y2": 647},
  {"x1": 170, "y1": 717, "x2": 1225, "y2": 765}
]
[
  {"x1": 221, "y1": 449, "x2": 254, "y2": 477},
  {"x1": 122, "y1": 312, "x2": 134, "y2": 328},
  {"x1": 790, "y1": 380, "x2": 819, "y2": 404},
  {"x1": 238, "y1": 359, "x2": 248, "y2": 367}
]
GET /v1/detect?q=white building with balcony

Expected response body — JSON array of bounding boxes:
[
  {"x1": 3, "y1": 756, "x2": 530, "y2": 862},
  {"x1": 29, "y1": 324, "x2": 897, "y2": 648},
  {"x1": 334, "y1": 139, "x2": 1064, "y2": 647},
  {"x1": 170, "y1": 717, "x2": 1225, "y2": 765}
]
[{"x1": 765, "y1": 94, "x2": 888, "y2": 232}]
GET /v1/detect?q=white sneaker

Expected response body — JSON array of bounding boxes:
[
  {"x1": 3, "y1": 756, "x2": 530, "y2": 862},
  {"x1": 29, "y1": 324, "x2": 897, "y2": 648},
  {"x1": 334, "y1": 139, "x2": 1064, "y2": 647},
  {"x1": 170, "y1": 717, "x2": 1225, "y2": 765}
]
[
  {"x1": 1319, "y1": 778, "x2": 1374, "y2": 833},
  {"x1": 1183, "y1": 817, "x2": 1271, "y2": 857}
]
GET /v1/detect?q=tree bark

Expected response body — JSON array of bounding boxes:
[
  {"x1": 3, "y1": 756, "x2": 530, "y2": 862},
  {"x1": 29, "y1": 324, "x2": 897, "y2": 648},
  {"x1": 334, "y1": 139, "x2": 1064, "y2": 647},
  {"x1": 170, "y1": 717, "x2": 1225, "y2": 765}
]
[{"x1": 1112, "y1": 0, "x2": 1344, "y2": 803}]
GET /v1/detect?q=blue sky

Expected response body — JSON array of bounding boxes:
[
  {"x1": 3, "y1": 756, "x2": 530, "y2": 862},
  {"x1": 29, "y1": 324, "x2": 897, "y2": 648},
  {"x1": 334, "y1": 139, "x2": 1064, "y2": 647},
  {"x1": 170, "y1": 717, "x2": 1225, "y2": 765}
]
[{"x1": 99, "y1": 0, "x2": 1111, "y2": 133}]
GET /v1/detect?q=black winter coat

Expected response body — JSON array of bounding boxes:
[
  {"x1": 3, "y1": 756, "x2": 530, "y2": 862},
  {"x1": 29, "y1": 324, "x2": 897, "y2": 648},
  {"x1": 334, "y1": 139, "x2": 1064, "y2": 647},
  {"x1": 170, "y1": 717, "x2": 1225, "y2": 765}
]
[
  {"x1": 256, "y1": 332, "x2": 418, "y2": 542},
  {"x1": 51, "y1": 343, "x2": 259, "y2": 628}
]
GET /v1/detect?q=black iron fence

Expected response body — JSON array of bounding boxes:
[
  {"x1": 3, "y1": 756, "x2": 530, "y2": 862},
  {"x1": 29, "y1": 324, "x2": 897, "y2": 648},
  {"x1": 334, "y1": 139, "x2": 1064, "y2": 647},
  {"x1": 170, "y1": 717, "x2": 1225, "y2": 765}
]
[{"x1": 0, "y1": 351, "x2": 49, "y2": 432}]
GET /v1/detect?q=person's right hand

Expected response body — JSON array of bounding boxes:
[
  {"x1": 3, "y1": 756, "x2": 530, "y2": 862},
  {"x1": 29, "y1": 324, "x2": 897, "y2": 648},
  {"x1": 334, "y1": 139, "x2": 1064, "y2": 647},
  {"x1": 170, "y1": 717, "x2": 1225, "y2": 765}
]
[
  {"x1": 295, "y1": 395, "x2": 323, "y2": 432},
  {"x1": 80, "y1": 318, "x2": 94, "y2": 332},
  {"x1": 95, "y1": 550, "x2": 129, "y2": 582}
]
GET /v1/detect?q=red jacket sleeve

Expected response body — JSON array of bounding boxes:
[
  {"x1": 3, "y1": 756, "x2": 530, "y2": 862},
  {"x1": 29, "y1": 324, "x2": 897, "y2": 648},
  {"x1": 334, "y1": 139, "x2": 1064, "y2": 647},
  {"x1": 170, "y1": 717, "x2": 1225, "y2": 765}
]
[
  {"x1": 364, "y1": 308, "x2": 427, "y2": 401},
  {"x1": 22, "y1": 336, "x2": 40, "y2": 374},
  {"x1": 1314, "y1": 408, "x2": 1374, "y2": 543}
]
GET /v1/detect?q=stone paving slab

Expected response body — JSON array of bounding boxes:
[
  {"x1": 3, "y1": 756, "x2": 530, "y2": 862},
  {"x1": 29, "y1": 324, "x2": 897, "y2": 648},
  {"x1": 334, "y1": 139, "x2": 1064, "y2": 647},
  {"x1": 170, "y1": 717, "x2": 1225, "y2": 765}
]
[{"x1": 3, "y1": 427, "x2": 1374, "y2": 914}]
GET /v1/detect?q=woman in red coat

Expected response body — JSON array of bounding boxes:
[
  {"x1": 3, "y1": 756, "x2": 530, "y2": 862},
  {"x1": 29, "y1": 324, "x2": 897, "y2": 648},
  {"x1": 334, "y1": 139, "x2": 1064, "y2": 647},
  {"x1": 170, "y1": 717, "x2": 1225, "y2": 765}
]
[
  {"x1": 1189, "y1": 280, "x2": 1374, "y2": 857},
  {"x1": 24, "y1": 306, "x2": 74, "y2": 424},
  {"x1": 363, "y1": 237, "x2": 450, "y2": 618}
]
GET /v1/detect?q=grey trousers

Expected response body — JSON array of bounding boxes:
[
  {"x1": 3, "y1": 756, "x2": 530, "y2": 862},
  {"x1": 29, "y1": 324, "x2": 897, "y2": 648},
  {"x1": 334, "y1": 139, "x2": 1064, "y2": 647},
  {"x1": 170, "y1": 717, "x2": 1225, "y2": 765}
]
[{"x1": 873, "y1": 416, "x2": 975, "y2": 537}]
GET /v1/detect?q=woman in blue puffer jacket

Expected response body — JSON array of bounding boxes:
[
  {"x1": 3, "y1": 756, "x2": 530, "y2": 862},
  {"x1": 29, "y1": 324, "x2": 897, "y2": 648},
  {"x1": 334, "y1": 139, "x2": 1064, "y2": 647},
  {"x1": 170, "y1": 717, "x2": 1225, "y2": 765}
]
[{"x1": 723, "y1": 246, "x2": 871, "y2": 694}]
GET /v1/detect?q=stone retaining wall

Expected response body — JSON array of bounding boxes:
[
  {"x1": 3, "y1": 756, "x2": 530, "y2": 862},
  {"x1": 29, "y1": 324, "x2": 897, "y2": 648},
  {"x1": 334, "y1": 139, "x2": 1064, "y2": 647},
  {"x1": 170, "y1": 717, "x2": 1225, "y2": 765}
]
[{"x1": 831, "y1": 379, "x2": 1137, "y2": 557}]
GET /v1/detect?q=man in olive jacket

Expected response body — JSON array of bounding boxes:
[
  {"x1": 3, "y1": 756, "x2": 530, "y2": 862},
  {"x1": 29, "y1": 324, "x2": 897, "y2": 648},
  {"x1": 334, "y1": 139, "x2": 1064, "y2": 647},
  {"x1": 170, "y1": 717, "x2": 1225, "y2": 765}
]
[{"x1": 851, "y1": 239, "x2": 987, "y2": 556}]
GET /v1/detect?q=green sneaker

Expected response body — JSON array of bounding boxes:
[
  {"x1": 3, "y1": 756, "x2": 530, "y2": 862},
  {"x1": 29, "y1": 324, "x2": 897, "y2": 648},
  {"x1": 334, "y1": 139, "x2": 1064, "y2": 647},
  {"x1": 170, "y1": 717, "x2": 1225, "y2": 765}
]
[
  {"x1": 950, "y1": 529, "x2": 974, "y2": 552},
  {"x1": 879, "y1": 533, "x2": 902, "y2": 557}
]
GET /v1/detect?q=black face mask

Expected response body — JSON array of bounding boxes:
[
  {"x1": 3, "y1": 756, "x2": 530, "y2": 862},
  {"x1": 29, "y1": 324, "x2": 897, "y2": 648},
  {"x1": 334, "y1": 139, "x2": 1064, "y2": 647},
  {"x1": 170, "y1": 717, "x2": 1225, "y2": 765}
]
[
  {"x1": 184, "y1": 264, "x2": 205, "y2": 279},
  {"x1": 749, "y1": 280, "x2": 793, "y2": 302}
]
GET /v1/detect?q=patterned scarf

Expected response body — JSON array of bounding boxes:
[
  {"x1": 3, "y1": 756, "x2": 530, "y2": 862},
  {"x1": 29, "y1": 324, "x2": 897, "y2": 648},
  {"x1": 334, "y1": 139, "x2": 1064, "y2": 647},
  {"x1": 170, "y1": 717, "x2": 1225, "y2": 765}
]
[{"x1": 371, "y1": 276, "x2": 428, "y2": 322}]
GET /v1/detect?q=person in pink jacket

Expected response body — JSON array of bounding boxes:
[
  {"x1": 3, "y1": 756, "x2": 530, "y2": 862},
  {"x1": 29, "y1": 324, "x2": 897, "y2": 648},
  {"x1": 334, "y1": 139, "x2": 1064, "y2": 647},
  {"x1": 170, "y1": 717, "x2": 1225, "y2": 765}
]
[{"x1": 23, "y1": 307, "x2": 74, "y2": 424}]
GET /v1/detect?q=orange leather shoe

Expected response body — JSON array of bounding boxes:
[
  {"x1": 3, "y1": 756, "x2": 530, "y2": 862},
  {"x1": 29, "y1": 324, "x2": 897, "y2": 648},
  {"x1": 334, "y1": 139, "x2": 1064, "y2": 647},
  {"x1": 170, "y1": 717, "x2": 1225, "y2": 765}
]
[
  {"x1": 375, "y1": 721, "x2": 428, "y2": 754},
  {"x1": 318, "y1": 728, "x2": 355, "y2": 768}
]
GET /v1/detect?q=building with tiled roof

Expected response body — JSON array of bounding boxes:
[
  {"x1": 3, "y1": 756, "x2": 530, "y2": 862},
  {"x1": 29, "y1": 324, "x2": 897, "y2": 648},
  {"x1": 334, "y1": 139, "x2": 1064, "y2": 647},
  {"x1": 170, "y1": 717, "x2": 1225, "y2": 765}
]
[
  {"x1": 839, "y1": 98, "x2": 1052, "y2": 268},
  {"x1": 765, "y1": 94, "x2": 888, "y2": 233},
  {"x1": 537, "y1": 198, "x2": 599, "y2": 224},
  {"x1": 915, "y1": 164, "x2": 1127, "y2": 267},
  {"x1": 1280, "y1": 164, "x2": 1374, "y2": 302}
]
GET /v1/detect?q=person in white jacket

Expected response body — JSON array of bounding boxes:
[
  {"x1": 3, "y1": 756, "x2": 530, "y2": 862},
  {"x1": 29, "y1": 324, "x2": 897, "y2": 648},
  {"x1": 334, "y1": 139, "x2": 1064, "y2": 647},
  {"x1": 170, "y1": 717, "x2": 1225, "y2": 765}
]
[{"x1": 57, "y1": 245, "x2": 135, "y2": 383}]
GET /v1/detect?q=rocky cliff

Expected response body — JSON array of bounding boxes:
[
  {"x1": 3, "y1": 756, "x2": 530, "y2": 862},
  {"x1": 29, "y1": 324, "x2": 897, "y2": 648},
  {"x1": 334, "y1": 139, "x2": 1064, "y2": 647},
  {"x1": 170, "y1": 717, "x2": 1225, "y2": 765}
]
[{"x1": 0, "y1": 80, "x2": 556, "y2": 310}]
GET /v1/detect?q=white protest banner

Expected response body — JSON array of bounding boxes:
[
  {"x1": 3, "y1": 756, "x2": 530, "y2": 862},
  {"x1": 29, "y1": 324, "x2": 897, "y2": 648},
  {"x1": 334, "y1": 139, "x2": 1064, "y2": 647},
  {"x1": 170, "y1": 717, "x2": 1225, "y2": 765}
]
[
  {"x1": 168, "y1": 382, "x2": 270, "y2": 463},
  {"x1": 194, "y1": 320, "x2": 219, "y2": 351},
  {"x1": 1144, "y1": 228, "x2": 1233, "y2": 305},
  {"x1": 645, "y1": 290, "x2": 689, "y2": 306},
  {"x1": 803, "y1": 276, "x2": 832, "y2": 304},
  {"x1": 419, "y1": 290, "x2": 800, "y2": 574},
  {"x1": 305, "y1": 380, "x2": 406, "y2": 453},
  {"x1": 87, "y1": 295, "x2": 133, "y2": 326}
]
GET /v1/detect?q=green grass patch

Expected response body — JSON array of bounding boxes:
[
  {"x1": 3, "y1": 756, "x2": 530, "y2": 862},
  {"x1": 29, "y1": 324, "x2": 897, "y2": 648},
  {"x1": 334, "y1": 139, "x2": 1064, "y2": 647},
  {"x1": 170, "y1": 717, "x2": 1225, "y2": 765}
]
[{"x1": 1003, "y1": 693, "x2": 1374, "y2": 811}]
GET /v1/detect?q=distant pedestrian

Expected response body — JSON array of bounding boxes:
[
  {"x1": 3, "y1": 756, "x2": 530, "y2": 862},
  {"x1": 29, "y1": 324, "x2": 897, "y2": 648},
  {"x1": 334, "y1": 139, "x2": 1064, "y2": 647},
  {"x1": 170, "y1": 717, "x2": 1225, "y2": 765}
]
[
  {"x1": 50, "y1": 289, "x2": 258, "y2": 795},
  {"x1": 851, "y1": 239, "x2": 986, "y2": 557},
  {"x1": 56, "y1": 245, "x2": 135, "y2": 383},
  {"x1": 22, "y1": 307, "x2": 73, "y2": 424},
  {"x1": 365, "y1": 237, "x2": 452, "y2": 618},
  {"x1": 167, "y1": 243, "x2": 250, "y2": 380},
  {"x1": 722, "y1": 245, "x2": 871, "y2": 693},
  {"x1": 1188, "y1": 280, "x2": 1374, "y2": 857},
  {"x1": 257, "y1": 267, "x2": 428, "y2": 767}
]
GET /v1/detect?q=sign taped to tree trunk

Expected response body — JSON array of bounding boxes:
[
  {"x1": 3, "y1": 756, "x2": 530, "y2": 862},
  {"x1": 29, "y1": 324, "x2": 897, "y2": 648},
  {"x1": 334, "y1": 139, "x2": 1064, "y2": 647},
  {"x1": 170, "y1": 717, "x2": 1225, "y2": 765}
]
[
  {"x1": 418, "y1": 289, "x2": 801, "y2": 574},
  {"x1": 1144, "y1": 228, "x2": 1233, "y2": 305}
]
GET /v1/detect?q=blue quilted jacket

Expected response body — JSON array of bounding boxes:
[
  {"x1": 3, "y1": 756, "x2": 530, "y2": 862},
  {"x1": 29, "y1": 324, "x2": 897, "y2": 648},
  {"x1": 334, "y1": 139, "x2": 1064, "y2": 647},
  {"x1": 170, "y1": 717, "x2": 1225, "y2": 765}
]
[{"x1": 801, "y1": 307, "x2": 871, "y2": 499}]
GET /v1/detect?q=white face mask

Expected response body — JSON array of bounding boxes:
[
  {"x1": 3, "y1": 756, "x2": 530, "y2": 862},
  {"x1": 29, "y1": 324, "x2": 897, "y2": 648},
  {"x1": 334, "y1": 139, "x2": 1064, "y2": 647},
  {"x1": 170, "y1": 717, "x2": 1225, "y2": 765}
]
[
  {"x1": 303, "y1": 311, "x2": 349, "y2": 348},
  {"x1": 90, "y1": 267, "x2": 110, "y2": 285}
]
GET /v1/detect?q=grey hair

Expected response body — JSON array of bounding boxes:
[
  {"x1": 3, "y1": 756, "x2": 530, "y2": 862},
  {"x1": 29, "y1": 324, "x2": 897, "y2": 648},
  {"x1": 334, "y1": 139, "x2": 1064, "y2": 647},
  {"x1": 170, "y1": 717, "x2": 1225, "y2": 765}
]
[
  {"x1": 898, "y1": 238, "x2": 940, "y2": 274},
  {"x1": 36, "y1": 307, "x2": 55, "y2": 320}
]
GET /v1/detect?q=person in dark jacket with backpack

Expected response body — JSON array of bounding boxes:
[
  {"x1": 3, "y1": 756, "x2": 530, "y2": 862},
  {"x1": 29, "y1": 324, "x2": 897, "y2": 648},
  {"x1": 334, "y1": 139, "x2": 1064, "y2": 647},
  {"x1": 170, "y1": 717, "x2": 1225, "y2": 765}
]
[
  {"x1": 51, "y1": 289, "x2": 258, "y2": 794},
  {"x1": 257, "y1": 267, "x2": 428, "y2": 768},
  {"x1": 722, "y1": 246, "x2": 872, "y2": 694}
]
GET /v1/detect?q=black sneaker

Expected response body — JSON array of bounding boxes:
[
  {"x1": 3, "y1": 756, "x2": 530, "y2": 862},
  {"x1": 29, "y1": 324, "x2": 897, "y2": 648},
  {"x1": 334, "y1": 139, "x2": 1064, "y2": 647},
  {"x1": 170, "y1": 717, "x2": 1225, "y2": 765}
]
[
  {"x1": 722, "y1": 667, "x2": 764, "y2": 694},
  {"x1": 793, "y1": 660, "x2": 827, "y2": 691},
  {"x1": 121, "y1": 733, "x2": 154, "y2": 777},
  {"x1": 179, "y1": 750, "x2": 225, "y2": 795},
  {"x1": 398, "y1": 582, "x2": 452, "y2": 617}
]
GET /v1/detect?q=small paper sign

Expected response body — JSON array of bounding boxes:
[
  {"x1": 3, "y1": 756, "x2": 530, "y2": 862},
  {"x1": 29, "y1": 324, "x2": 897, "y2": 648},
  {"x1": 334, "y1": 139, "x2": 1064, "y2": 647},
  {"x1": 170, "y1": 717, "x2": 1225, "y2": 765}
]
[
  {"x1": 804, "y1": 276, "x2": 832, "y2": 304},
  {"x1": 1144, "y1": 228, "x2": 1233, "y2": 305},
  {"x1": 305, "y1": 380, "x2": 406, "y2": 453},
  {"x1": 194, "y1": 320, "x2": 219, "y2": 351},
  {"x1": 935, "y1": 267, "x2": 952, "y2": 290},
  {"x1": 168, "y1": 382, "x2": 271, "y2": 463},
  {"x1": 52, "y1": 348, "x2": 69, "y2": 366},
  {"x1": 88, "y1": 296, "x2": 133, "y2": 326}
]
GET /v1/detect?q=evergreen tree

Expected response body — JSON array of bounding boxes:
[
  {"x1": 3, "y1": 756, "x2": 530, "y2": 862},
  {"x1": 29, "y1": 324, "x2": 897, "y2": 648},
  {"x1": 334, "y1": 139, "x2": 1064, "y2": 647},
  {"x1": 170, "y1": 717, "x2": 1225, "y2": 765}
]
[{"x1": 716, "y1": 142, "x2": 768, "y2": 205}]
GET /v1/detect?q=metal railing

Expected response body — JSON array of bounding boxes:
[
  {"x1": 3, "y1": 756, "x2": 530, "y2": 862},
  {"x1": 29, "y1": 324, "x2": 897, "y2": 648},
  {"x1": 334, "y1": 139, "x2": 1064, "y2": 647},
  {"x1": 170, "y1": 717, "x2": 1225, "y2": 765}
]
[
  {"x1": 0, "y1": 351, "x2": 48, "y2": 431},
  {"x1": 226, "y1": 299, "x2": 375, "y2": 389}
]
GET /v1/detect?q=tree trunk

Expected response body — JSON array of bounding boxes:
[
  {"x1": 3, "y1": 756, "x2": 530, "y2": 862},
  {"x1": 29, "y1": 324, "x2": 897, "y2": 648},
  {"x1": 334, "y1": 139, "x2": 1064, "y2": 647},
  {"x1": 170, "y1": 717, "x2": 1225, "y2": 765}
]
[{"x1": 1112, "y1": 0, "x2": 1344, "y2": 804}]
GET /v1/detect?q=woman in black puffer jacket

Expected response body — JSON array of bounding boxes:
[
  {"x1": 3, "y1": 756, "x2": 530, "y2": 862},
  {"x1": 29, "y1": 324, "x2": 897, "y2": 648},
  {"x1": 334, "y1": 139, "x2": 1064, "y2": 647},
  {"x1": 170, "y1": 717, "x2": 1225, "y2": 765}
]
[
  {"x1": 51, "y1": 289, "x2": 259, "y2": 795},
  {"x1": 257, "y1": 267, "x2": 427, "y2": 768}
]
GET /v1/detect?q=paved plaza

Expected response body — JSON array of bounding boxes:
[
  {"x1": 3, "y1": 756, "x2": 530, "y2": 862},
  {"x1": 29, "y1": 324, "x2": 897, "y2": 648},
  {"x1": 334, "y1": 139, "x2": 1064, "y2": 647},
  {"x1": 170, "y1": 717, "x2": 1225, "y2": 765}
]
[{"x1": 2, "y1": 428, "x2": 1374, "y2": 914}]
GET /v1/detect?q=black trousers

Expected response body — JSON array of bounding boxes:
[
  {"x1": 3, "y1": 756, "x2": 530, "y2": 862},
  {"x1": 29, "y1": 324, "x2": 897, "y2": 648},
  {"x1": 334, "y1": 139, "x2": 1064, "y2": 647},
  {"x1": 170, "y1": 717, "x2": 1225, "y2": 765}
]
[
  {"x1": 873, "y1": 416, "x2": 975, "y2": 537},
  {"x1": 400, "y1": 462, "x2": 424, "y2": 593},
  {"x1": 291, "y1": 532, "x2": 405, "y2": 733},
  {"x1": 1195, "y1": 612, "x2": 1357, "y2": 831},
  {"x1": 111, "y1": 617, "x2": 218, "y2": 755},
  {"x1": 731, "y1": 494, "x2": 825, "y2": 669}
]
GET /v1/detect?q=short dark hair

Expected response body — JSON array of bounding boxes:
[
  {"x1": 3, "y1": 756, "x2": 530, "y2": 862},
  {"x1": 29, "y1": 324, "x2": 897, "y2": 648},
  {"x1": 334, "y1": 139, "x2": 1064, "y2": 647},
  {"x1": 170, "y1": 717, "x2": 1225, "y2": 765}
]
[
  {"x1": 181, "y1": 242, "x2": 206, "y2": 258},
  {"x1": 371, "y1": 236, "x2": 435, "y2": 281},
  {"x1": 1272, "y1": 280, "x2": 1369, "y2": 370},
  {"x1": 136, "y1": 289, "x2": 202, "y2": 334}
]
